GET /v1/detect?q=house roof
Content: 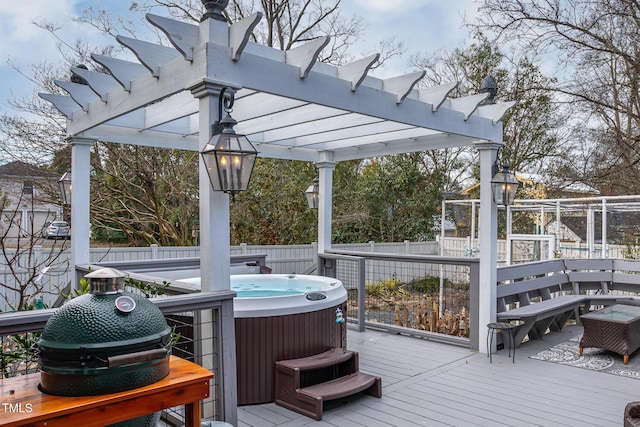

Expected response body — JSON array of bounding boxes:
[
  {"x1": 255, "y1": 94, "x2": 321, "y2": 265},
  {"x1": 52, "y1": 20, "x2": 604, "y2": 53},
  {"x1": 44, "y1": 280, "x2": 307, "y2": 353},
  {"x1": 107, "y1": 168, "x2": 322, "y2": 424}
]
[
  {"x1": 460, "y1": 172, "x2": 600, "y2": 197},
  {"x1": 39, "y1": 12, "x2": 513, "y2": 162},
  {"x1": 0, "y1": 161, "x2": 53, "y2": 179},
  {"x1": 517, "y1": 172, "x2": 600, "y2": 195}
]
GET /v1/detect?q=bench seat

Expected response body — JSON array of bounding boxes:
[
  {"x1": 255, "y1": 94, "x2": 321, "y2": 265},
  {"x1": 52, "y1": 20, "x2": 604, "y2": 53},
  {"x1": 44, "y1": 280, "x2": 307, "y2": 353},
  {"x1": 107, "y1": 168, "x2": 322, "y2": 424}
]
[
  {"x1": 582, "y1": 295, "x2": 639, "y2": 311},
  {"x1": 497, "y1": 295, "x2": 584, "y2": 346}
]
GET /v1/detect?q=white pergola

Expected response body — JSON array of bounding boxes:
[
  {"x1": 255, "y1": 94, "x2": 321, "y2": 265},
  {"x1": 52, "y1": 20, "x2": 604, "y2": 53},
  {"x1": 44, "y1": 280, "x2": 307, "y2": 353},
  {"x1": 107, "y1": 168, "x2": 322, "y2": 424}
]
[{"x1": 40, "y1": 2, "x2": 514, "y2": 422}]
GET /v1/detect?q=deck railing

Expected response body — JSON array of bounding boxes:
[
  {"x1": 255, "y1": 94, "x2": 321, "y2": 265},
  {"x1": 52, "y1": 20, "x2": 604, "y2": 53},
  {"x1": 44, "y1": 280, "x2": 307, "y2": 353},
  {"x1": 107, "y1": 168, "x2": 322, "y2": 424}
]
[
  {"x1": 0, "y1": 291, "x2": 232, "y2": 425},
  {"x1": 5, "y1": 239, "x2": 637, "y2": 312},
  {"x1": 319, "y1": 250, "x2": 480, "y2": 350},
  {"x1": 5, "y1": 256, "x2": 640, "y2": 423}
]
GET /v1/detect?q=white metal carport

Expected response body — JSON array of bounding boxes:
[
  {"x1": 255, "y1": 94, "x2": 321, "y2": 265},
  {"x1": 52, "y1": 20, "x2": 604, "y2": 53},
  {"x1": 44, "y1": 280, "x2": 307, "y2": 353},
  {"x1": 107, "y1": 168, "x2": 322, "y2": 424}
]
[{"x1": 39, "y1": 1, "x2": 515, "y2": 422}]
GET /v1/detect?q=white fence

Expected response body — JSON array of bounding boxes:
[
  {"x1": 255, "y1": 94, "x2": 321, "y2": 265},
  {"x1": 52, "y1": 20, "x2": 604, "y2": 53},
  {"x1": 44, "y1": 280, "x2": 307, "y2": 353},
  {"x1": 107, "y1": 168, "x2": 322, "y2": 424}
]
[{"x1": 0, "y1": 238, "x2": 635, "y2": 312}]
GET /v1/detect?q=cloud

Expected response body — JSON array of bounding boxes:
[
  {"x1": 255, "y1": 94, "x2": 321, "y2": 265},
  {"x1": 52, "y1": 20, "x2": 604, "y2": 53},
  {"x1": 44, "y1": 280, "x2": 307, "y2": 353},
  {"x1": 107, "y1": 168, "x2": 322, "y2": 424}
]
[
  {"x1": 354, "y1": 0, "x2": 423, "y2": 13},
  {"x1": 0, "y1": 1, "x2": 77, "y2": 56},
  {"x1": 0, "y1": 1, "x2": 119, "y2": 105}
]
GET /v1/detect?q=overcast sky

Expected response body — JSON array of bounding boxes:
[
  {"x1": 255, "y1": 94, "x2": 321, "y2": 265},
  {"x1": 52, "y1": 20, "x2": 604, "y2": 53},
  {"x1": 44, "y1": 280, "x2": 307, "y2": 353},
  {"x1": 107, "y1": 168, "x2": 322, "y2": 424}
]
[{"x1": 0, "y1": 0, "x2": 478, "y2": 114}]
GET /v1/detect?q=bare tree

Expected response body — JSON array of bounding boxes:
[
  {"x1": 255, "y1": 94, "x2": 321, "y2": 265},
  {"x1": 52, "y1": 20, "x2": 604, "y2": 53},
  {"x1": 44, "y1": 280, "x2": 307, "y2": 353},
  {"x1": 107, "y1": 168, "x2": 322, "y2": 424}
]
[
  {"x1": 90, "y1": 143, "x2": 200, "y2": 246},
  {"x1": 0, "y1": 189, "x2": 69, "y2": 311},
  {"x1": 410, "y1": 33, "x2": 562, "y2": 191},
  {"x1": 475, "y1": 0, "x2": 640, "y2": 194}
]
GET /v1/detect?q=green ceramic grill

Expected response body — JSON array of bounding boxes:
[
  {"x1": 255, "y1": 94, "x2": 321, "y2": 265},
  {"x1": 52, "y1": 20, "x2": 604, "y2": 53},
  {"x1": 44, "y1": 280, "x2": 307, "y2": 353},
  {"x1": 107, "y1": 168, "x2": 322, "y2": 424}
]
[{"x1": 37, "y1": 268, "x2": 172, "y2": 427}]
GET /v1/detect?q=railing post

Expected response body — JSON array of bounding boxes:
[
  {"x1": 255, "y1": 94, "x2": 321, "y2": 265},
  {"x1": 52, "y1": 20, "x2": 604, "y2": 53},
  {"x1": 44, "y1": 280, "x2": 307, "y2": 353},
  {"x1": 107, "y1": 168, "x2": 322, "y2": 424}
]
[
  {"x1": 469, "y1": 261, "x2": 480, "y2": 351},
  {"x1": 357, "y1": 257, "x2": 366, "y2": 332}
]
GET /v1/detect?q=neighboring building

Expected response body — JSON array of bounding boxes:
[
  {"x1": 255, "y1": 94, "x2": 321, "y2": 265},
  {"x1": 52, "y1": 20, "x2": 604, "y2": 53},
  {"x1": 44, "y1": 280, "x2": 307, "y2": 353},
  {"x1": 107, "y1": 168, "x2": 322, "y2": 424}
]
[
  {"x1": 0, "y1": 161, "x2": 61, "y2": 238},
  {"x1": 460, "y1": 172, "x2": 600, "y2": 200},
  {"x1": 516, "y1": 172, "x2": 600, "y2": 199},
  {"x1": 545, "y1": 219, "x2": 583, "y2": 243},
  {"x1": 432, "y1": 217, "x2": 457, "y2": 237}
]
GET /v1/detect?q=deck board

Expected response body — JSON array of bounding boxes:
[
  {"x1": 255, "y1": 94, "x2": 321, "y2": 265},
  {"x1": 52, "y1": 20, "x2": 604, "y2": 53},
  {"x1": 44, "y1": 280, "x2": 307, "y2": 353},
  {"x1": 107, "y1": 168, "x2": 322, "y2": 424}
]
[{"x1": 238, "y1": 325, "x2": 636, "y2": 426}]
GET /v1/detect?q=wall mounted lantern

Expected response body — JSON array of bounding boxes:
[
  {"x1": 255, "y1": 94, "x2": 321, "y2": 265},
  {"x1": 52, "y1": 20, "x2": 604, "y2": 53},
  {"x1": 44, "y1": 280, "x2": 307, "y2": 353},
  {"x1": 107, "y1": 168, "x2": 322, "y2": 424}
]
[
  {"x1": 491, "y1": 162, "x2": 520, "y2": 206},
  {"x1": 201, "y1": 87, "x2": 257, "y2": 202},
  {"x1": 305, "y1": 176, "x2": 319, "y2": 209},
  {"x1": 58, "y1": 171, "x2": 72, "y2": 205}
]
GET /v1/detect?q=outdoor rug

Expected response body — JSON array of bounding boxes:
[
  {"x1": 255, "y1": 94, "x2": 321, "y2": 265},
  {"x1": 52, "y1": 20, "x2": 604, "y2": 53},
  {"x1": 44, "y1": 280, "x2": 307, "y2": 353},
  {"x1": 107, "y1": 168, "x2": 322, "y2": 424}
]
[{"x1": 529, "y1": 335, "x2": 640, "y2": 380}]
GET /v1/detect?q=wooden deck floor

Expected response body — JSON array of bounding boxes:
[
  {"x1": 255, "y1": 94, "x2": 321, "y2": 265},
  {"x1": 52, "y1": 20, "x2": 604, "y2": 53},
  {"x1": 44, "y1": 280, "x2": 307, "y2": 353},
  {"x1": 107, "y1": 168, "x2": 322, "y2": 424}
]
[{"x1": 237, "y1": 325, "x2": 636, "y2": 426}]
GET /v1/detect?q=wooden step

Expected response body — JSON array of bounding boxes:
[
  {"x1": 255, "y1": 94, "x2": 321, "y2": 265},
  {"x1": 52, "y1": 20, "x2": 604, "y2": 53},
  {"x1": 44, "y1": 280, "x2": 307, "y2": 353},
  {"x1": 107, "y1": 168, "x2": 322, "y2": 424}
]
[
  {"x1": 275, "y1": 349, "x2": 355, "y2": 371},
  {"x1": 299, "y1": 371, "x2": 382, "y2": 401}
]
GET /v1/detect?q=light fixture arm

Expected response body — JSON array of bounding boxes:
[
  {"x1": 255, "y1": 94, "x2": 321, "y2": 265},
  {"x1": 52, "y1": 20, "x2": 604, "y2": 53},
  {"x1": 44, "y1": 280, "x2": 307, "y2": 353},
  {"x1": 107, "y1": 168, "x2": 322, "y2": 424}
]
[{"x1": 212, "y1": 87, "x2": 235, "y2": 135}]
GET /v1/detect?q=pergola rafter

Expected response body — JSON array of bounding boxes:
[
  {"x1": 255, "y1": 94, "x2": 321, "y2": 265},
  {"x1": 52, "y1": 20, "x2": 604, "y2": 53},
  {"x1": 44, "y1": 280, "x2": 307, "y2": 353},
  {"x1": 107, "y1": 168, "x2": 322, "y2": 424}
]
[{"x1": 40, "y1": 12, "x2": 513, "y2": 163}]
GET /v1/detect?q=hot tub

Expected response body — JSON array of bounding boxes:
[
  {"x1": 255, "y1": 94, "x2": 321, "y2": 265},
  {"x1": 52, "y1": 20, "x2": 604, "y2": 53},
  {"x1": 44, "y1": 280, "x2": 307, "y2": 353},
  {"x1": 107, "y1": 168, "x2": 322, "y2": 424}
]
[{"x1": 180, "y1": 274, "x2": 347, "y2": 405}]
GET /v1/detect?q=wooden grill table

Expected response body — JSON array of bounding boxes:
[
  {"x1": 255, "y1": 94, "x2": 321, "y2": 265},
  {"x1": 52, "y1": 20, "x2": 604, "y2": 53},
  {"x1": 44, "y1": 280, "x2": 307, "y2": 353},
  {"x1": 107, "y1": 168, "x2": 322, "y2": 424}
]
[
  {"x1": 580, "y1": 304, "x2": 640, "y2": 365},
  {"x1": 0, "y1": 356, "x2": 212, "y2": 427}
]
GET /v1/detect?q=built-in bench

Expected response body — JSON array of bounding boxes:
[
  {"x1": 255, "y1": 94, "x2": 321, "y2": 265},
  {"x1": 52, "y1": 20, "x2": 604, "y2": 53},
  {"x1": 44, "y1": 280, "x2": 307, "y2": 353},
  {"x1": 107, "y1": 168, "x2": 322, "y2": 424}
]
[
  {"x1": 274, "y1": 349, "x2": 382, "y2": 420},
  {"x1": 497, "y1": 258, "x2": 640, "y2": 347}
]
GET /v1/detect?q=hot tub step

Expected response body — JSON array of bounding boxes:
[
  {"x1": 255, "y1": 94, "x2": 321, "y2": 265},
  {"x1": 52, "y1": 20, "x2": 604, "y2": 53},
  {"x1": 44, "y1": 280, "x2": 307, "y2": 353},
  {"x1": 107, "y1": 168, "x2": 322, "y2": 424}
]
[
  {"x1": 275, "y1": 349, "x2": 382, "y2": 420},
  {"x1": 299, "y1": 371, "x2": 382, "y2": 401},
  {"x1": 276, "y1": 349, "x2": 356, "y2": 371}
]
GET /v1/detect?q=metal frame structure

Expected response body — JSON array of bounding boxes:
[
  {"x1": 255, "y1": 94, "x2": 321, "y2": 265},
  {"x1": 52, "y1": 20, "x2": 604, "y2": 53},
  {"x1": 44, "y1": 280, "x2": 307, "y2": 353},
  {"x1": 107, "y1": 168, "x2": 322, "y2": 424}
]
[{"x1": 443, "y1": 195, "x2": 640, "y2": 264}]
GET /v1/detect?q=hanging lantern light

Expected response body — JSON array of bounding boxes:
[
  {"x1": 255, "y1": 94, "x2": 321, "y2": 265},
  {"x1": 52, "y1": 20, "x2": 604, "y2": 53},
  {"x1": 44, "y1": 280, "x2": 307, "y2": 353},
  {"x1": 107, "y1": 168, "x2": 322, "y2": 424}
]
[
  {"x1": 58, "y1": 171, "x2": 72, "y2": 205},
  {"x1": 305, "y1": 176, "x2": 319, "y2": 209},
  {"x1": 491, "y1": 163, "x2": 520, "y2": 206},
  {"x1": 201, "y1": 88, "x2": 257, "y2": 201}
]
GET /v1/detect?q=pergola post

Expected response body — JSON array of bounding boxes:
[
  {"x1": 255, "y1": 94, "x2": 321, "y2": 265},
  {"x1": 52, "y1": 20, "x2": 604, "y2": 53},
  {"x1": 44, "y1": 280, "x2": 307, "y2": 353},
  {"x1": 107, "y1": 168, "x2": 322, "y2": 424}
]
[
  {"x1": 190, "y1": 79, "x2": 234, "y2": 293},
  {"x1": 316, "y1": 160, "x2": 336, "y2": 254},
  {"x1": 187, "y1": 12, "x2": 237, "y2": 424},
  {"x1": 474, "y1": 140, "x2": 501, "y2": 354},
  {"x1": 189, "y1": 80, "x2": 238, "y2": 425},
  {"x1": 68, "y1": 137, "x2": 95, "y2": 289},
  {"x1": 602, "y1": 199, "x2": 608, "y2": 257}
]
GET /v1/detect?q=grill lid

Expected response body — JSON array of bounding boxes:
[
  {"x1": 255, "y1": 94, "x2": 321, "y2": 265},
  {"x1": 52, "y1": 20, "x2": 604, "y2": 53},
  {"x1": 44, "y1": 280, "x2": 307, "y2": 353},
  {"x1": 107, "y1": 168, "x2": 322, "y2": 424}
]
[
  {"x1": 38, "y1": 291, "x2": 170, "y2": 349},
  {"x1": 38, "y1": 267, "x2": 171, "y2": 368}
]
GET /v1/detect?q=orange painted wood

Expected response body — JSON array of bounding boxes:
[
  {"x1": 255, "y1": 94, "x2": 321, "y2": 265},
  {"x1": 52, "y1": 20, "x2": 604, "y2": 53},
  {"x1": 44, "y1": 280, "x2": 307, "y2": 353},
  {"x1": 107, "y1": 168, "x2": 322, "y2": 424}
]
[{"x1": 0, "y1": 356, "x2": 212, "y2": 427}]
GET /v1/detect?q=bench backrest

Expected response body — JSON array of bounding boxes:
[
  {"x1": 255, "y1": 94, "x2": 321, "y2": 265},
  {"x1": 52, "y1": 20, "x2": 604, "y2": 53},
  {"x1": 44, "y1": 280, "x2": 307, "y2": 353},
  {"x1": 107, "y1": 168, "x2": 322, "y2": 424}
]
[
  {"x1": 564, "y1": 258, "x2": 613, "y2": 293},
  {"x1": 497, "y1": 258, "x2": 640, "y2": 313},
  {"x1": 612, "y1": 259, "x2": 640, "y2": 292},
  {"x1": 497, "y1": 259, "x2": 569, "y2": 312}
]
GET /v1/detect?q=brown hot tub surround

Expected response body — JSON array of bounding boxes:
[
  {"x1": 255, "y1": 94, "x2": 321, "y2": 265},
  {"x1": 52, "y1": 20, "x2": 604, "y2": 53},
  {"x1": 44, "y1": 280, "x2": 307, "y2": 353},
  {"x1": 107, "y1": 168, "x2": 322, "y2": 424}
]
[
  {"x1": 144, "y1": 272, "x2": 349, "y2": 406},
  {"x1": 229, "y1": 273, "x2": 349, "y2": 405},
  {"x1": 235, "y1": 303, "x2": 346, "y2": 405}
]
